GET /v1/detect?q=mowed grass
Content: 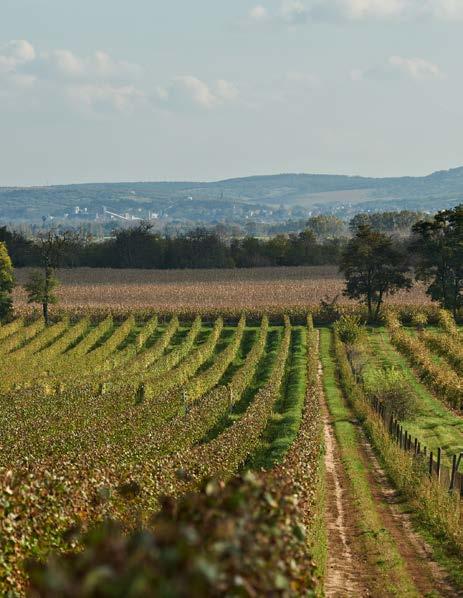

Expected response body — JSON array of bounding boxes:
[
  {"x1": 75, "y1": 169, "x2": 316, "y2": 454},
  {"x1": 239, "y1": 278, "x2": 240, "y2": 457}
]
[
  {"x1": 364, "y1": 327, "x2": 463, "y2": 464},
  {"x1": 247, "y1": 326, "x2": 307, "y2": 469},
  {"x1": 202, "y1": 326, "x2": 283, "y2": 443}
]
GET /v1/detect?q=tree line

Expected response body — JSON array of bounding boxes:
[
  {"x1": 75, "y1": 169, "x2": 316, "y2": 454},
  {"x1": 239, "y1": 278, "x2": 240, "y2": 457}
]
[
  {"x1": 0, "y1": 225, "x2": 345, "y2": 269},
  {"x1": 341, "y1": 206, "x2": 463, "y2": 318},
  {"x1": 0, "y1": 206, "x2": 462, "y2": 323}
]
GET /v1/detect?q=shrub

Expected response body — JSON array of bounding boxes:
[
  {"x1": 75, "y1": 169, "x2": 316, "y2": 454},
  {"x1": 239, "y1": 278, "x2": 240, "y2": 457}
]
[
  {"x1": 411, "y1": 311, "x2": 428, "y2": 330},
  {"x1": 363, "y1": 367, "x2": 418, "y2": 421},
  {"x1": 345, "y1": 343, "x2": 367, "y2": 382},
  {"x1": 0, "y1": 241, "x2": 14, "y2": 321},
  {"x1": 333, "y1": 315, "x2": 363, "y2": 345},
  {"x1": 26, "y1": 473, "x2": 318, "y2": 598},
  {"x1": 437, "y1": 309, "x2": 458, "y2": 335}
]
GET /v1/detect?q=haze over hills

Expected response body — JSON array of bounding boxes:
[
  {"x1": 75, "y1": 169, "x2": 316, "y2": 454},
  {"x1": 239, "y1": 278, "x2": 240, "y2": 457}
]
[{"x1": 1, "y1": 167, "x2": 463, "y2": 226}]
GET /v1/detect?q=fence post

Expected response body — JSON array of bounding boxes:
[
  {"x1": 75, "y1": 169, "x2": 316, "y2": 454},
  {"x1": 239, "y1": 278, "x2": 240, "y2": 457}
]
[
  {"x1": 414, "y1": 438, "x2": 418, "y2": 455},
  {"x1": 429, "y1": 452, "x2": 433, "y2": 477},
  {"x1": 450, "y1": 454, "x2": 457, "y2": 492},
  {"x1": 437, "y1": 448, "x2": 442, "y2": 482}
]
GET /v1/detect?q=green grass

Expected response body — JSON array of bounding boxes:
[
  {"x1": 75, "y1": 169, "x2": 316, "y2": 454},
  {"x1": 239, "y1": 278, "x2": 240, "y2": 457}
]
[
  {"x1": 116, "y1": 323, "x2": 144, "y2": 351},
  {"x1": 335, "y1": 328, "x2": 463, "y2": 594},
  {"x1": 203, "y1": 327, "x2": 282, "y2": 443},
  {"x1": 320, "y1": 328, "x2": 418, "y2": 597},
  {"x1": 143, "y1": 324, "x2": 167, "y2": 349},
  {"x1": 194, "y1": 326, "x2": 235, "y2": 374},
  {"x1": 247, "y1": 326, "x2": 307, "y2": 469},
  {"x1": 87, "y1": 322, "x2": 117, "y2": 351},
  {"x1": 219, "y1": 327, "x2": 258, "y2": 386},
  {"x1": 364, "y1": 327, "x2": 463, "y2": 464}
]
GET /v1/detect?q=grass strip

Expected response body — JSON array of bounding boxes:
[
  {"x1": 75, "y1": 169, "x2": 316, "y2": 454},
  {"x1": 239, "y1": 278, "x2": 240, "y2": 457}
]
[
  {"x1": 333, "y1": 329, "x2": 463, "y2": 592},
  {"x1": 247, "y1": 325, "x2": 307, "y2": 469},
  {"x1": 365, "y1": 327, "x2": 463, "y2": 464},
  {"x1": 320, "y1": 328, "x2": 418, "y2": 597}
]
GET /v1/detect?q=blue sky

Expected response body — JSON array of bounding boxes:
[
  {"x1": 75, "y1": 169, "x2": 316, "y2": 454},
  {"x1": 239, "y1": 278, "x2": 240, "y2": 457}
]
[{"x1": 1, "y1": 0, "x2": 462, "y2": 185}]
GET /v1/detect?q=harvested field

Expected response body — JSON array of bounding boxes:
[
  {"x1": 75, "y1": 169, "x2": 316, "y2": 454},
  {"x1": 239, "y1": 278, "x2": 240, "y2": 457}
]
[{"x1": 13, "y1": 266, "x2": 430, "y2": 312}]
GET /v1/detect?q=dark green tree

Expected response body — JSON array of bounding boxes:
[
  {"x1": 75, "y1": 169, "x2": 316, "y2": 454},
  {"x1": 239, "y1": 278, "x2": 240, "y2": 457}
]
[
  {"x1": 411, "y1": 205, "x2": 463, "y2": 316},
  {"x1": 306, "y1": 215, "x2": 347, "y2": 239},
  {"x1": 340, "y1": 225, "x2": 411, "y2": 320},
  {"x1": 0, "y1": 241, "x2": 15, "y2": 320}
]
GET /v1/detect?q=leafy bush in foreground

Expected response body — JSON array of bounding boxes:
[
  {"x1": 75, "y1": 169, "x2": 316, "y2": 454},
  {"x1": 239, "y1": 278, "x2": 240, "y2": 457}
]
[{"x1": 27, "y1": 473, "x2": 318, "y2": 598}]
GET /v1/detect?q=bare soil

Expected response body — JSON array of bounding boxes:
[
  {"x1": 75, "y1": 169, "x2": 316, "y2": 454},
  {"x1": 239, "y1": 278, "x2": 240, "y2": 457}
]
[{"x1": 320, "y1": 377, "x2": 374, "y2": 596}]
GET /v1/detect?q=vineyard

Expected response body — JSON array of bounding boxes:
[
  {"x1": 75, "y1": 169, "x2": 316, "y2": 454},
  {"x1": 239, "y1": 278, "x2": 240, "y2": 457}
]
[{"x1": 1, "y1": 310, "x2": 463, "y2": 596}]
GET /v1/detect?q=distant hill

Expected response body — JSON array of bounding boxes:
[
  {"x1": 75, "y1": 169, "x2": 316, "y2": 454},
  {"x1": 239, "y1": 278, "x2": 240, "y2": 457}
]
[{"x1": 1, "y1": 167, "x2": 463, "y2": 224}]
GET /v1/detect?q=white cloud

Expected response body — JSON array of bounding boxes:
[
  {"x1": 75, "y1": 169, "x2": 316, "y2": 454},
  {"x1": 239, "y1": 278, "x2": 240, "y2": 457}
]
[
  {"x1": 285, "y1": 70, "x2": 320, "y2": 88},
  {"x1": 281, "y1": 1, "x2": 309, "y2": 23},
  {"x1": 92, "y1": 51, "x2": 142, "y2": 80},
  {"x1": 0, "y1": 40, "x2": 36, "y2": 74},
  {"x1": 248, "y1": 0, "x2": 463, "y2": 23},
  {"x1": 353, "y1": 55, "x2": 444, "y2": 80},
  {"x1": 425, "y1": 0, "x2": 463, "y2": 19},
  {"x1": 0, "y1": 39, "x2": 238, "y2": 115},
  {"x1": 32, "y1": 49, "x2": 142, "y2": 82},
  {"x1": 0, "y1": 40, "x2": 146, "y2": 113},
  {"x1": 48, "y1": 49, "x2": 85, "y2": 77},
  {"x1": 388, "y1": 55, "x2": 443, "y2": 78},
  {"x1": 320, "y1": 0, "x2": 406, "y2": 20},
  {"x1": 249, "y1": 5, "x2": 268, "y2": 20},
  {"x1": 156, "y1": 76, "x2": 239, "y2": 111},
  {"x1": 215, "y1": 79, "x2": 239, "y2": 102},
  {"x1": 67, "y1": 84, "x2": 145, "y2": 112}
]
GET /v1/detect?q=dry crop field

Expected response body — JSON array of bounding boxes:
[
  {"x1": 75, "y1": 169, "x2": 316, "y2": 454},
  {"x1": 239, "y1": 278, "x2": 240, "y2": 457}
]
[
  {"x1": 13, "y1": 266, "x2": 430, "y2": 314},
  {"x1": 1, "y1": 307, "x2": 463, "y2": 595}
]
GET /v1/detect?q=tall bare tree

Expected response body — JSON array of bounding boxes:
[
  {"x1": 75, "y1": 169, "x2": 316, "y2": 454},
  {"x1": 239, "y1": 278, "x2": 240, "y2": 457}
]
[{"x1": 24, "y1": 230, "x2": 80, "y2": 324}]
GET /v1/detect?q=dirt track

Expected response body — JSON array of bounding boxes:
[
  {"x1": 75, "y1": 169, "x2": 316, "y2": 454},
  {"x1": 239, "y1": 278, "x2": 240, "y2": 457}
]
[
  {"x1": 321, "y1": 394, "x2": 373, "y2": 596},
  {"x1": 320, "y1": 355, "x2": 460, "y2": 597}
]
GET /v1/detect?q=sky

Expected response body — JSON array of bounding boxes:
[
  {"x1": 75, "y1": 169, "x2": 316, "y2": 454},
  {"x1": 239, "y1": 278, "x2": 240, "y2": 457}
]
[{"x1": 1, "y1": 0, "x2": 463, "y2": 186}]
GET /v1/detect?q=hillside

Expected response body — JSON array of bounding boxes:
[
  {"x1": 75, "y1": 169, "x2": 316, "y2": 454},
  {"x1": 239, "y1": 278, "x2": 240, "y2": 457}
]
[{"x1": 1, "y1": 167, "x2": 463, "y2": 224}]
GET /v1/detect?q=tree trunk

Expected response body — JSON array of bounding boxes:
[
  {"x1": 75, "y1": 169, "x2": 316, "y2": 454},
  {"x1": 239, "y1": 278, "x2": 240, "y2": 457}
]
[
  {"x1": 43, "y1": 266, "x2": 52, "y2": 325},
  {"x1": 374, "y1": 299, "x2": 382, "y2": 321},
  {"x1": 374, "y1": 291, "x2": 384, "y2": 321},
  {"x1": 42, "y1": 301, "x2": 49, "y2": 325}
]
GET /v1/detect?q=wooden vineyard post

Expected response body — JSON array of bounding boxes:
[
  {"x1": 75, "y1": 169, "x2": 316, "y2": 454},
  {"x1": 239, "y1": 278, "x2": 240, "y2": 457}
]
[
  {"x1": 429, "y1": 452, "x2": 434, "y2": 477},
  {"x1": 450, "y1": 454, "x2": 457, "y2": 492},
  {"x1": 437, "y1": 448, "x2": 442, "y2": 482},
  {"x1": 228, "y1": 385, "x2": 234, "y2": 412}
]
